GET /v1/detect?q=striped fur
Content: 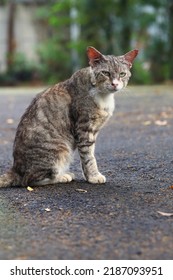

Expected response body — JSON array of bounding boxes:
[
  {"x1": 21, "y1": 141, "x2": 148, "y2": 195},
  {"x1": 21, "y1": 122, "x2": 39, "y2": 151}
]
[{"x1": 0, "y1": 47, "x2": 138, "y2": 187}]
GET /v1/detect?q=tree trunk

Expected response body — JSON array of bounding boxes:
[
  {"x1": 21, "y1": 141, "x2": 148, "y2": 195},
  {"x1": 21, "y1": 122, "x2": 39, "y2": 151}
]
[
  {"x1": 7, "y1": 1, "x2": 16, "y2": 70},
  {"x1": 120, "y1": 0, "x2": 132, "y2": 53},
  {"x1": 168, "y1": 0, "x2": 173, "y2": 80}
]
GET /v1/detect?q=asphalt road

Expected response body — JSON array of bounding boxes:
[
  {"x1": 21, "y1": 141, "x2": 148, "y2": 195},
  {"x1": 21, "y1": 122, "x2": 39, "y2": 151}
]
[{"x1": 0, "y1": 85, "x2": 173, "y2": 260}]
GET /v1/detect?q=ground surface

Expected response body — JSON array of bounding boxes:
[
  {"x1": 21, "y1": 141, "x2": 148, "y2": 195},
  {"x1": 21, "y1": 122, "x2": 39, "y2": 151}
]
[{"x1": 0, "y1": 85, "x2": 173, "y2": 260}]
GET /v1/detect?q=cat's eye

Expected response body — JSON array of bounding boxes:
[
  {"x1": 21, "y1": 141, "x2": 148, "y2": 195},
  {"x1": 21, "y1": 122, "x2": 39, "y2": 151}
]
[
  {"x1": 119, "y1": 72, "x2": 126, "y2": 78},
  {"x1": 102, "y1": 71, "x2": 110, "y2": 77}
]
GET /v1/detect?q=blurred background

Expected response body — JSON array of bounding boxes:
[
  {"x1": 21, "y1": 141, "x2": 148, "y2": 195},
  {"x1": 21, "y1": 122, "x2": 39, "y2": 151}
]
[{"x1": 0, "y1": 0, "x2": 172, "y2": 86}]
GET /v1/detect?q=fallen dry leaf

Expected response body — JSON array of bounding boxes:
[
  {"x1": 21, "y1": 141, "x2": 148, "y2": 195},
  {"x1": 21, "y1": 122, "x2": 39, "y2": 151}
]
[
  {"x1": 75, "y1": 188, "x2": 87, "y2": 193},
  {"x1": 142, "y1": 121, "x2": 151, "y2": 126},
  {"x1": 157, "y1": 211, "x2": 173, "y2": 217},
  {"x1": 160, "y1": 111, "x2": 170, "y2": 118},
  {"x1": 6, "y1": 118, "x2": 14, "y2": 124},
  {"x1": 155, "y1": 120, "x2": 167, "y2": 126},
  {"x1": 27, "y1": 186, "x2": 34, "y2": 192},
  {"x1": 45, "y1": 208, "x2": 51, "y2": 212},
  {"x1": 169, "y1": 185, "x2": 173, "y2": 190}
]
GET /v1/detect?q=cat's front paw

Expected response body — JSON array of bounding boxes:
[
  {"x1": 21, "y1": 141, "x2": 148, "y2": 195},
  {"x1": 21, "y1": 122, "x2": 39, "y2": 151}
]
[
  {"x1": 88, "y1": 173, "x2": 106, "y2": 184},
  {"x1": 56, "y1": 172, "x2": 75, "y2": 183}
]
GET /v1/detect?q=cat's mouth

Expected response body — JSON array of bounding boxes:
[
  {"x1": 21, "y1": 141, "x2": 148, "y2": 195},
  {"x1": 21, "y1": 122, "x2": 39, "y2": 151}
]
[
  {"x1": 109, "y1": 84, "x2": 123, "y2": 92},
  {"x1": 112, "y1": 79, "x2": 124, "y2": 91}
]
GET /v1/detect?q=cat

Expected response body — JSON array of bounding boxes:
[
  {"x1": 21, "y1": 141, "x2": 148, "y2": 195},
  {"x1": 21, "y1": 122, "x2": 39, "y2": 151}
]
[{"x1": 0, "y1": 46, "x2": 138, "y2": 187}]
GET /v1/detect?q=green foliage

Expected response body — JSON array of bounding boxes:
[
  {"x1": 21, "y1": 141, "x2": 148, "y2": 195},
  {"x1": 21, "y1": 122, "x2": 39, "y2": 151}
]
[
  {"x1": 3, "y1": 0, "x2": 169, "y2": 84},
  {"x1": 35, "y1": 0, "x2": 170, "y2": 84},
  {"x1": 0, "y1": 0, "x2": 7, "y2": 5},
  {"x1": 132, "y1": 61, "x2": 152, "y2": 85},
  {"x1": 36, "y1": 1, "x2": 88, "y2": 83},
  {"x1": 0, "y1": 53, "x2": 39, "y2": 86},
  {"x1": 10, "y1": 53, "x2": 35, "y2": 76},
  {"x1": 38, "y1": 39, "x2": 71, "y2": 83}
]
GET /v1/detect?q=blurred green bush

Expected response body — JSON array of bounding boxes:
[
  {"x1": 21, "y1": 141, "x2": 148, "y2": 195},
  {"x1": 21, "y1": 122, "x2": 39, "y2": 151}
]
[
  {"x1": 1, "y1": 0, "x2": 172, "y2": 85},
  {"x1": 0, "y1": 53, "x2": 39, "y2": 86}
]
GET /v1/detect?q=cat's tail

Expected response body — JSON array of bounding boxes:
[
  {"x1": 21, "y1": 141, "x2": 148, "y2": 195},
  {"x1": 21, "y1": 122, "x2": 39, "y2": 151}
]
[{"x1": 0, "y1": 170, "x2": 21, "y2": 188}]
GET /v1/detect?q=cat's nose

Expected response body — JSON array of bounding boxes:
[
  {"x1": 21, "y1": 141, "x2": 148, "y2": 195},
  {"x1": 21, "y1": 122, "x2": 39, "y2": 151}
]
[{"x1": 111, "y1": 80, "x2": 118, "y2": 89}]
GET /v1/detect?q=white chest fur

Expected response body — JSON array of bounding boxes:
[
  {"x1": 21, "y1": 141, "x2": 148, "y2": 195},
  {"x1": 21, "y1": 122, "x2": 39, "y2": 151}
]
[{"x1": 90, "y1": 89, "x2": 115, "y2": 115}]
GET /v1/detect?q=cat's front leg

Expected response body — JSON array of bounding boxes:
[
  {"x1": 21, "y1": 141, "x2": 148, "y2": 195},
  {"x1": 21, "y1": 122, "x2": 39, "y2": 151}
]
[{"x1": 78, "y1": 141, "x2": 106, "y2": 184}]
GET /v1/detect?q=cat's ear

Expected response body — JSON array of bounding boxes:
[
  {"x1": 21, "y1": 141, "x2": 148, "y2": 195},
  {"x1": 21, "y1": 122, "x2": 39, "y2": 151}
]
[
  {"x1": 123, "y1": 49, "x2": 139, "y2": 68},
  {"x1": 87, "y1": 46, "x2": 105, "y2": 67}
]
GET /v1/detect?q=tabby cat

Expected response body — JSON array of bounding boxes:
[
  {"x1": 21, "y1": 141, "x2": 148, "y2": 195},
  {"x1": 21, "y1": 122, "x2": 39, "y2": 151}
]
[{"x1": 0, "y1": 46, "x2": 138, "y2": 187}]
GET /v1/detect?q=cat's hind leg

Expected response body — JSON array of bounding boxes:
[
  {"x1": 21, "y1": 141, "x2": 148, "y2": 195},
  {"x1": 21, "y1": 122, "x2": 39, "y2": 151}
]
[
  {"x1": 22, "y1": 168, "x2": 75, "y2": 187},
  {"x1": 31, "y1": 172, "x2": 75, "y2": 186},
  {"x1": 22, "y1": 146, "x2": 75, "y2": 186}
]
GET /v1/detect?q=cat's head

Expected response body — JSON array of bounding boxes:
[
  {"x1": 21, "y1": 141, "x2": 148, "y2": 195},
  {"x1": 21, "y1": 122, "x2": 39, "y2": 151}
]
[{"x1": 87, "y1": 46, "x2": 138, "y2": 94}]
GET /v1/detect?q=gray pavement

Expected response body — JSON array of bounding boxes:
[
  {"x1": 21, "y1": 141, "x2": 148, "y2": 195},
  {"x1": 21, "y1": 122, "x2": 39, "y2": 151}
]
[{"x1": 0, "y1": 85, "x2": 173, "y2": 260}]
